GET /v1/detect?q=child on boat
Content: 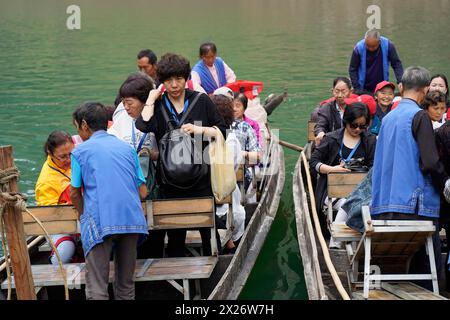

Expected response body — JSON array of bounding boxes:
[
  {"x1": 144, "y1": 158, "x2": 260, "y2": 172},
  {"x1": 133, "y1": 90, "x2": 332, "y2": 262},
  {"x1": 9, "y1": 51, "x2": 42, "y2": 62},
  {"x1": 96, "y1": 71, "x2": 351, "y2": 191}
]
[{"x1": 70, "y1": 102, "x2": 148, "y2": 300}]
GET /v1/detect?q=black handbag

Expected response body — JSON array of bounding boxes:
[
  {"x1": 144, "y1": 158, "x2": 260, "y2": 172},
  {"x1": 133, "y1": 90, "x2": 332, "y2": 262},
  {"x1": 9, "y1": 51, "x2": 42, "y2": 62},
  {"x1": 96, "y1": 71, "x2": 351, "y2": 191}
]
[{"x1": 158, "y1": 93, "x2": 208, "y2": 189}]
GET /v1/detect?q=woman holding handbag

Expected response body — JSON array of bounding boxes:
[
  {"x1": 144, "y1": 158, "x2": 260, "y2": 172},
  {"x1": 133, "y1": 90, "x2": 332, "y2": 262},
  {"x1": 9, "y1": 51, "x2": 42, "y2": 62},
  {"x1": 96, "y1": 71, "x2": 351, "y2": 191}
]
[{"x1": 136, "y1": 53, "x2": 227, "y2": 257}]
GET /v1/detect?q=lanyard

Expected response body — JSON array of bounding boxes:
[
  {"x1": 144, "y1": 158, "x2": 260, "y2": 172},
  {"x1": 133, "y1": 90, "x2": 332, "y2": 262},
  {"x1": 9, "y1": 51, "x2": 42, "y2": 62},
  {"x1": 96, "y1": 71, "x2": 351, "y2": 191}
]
[
  {"x1": 47, "y1": 164, "x2": 71, "y2": 181},
  {"x1": 131, "y1": 123, "x2": 148, "y2": 153},
  {"x1": 339, "y1": 139, "x2": 361, "y2": 164},
  {"x1": 164, "y1": 95, "x2": 189, "y2": 126}
]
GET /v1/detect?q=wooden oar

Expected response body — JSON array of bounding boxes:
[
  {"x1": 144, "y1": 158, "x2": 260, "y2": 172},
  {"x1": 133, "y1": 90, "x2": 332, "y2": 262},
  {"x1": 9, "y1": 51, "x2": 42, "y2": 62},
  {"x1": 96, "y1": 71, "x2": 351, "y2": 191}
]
[{"x1": 279, "y1": 140, "x2": 304, "y2": 152}]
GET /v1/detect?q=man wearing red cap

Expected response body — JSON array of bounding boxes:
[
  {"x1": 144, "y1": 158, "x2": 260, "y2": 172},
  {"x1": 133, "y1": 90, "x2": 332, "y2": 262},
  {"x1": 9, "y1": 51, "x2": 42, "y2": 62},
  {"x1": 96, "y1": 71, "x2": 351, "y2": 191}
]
[
  {"x1": 349, "y1": 30, "x2": 404, "y2": 94},
  {"x1": 370, "y1": 81, "x2": 396, "y2": 135}
]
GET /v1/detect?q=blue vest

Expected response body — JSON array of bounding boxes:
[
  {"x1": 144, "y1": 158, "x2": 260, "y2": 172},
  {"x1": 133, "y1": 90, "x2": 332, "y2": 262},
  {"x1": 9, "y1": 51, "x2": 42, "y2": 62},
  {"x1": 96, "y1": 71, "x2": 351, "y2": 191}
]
[
  {"x1": 71, "y1": 131, "x2": 148, "y2": 256},
  {"x1": 356, "y1": 36, "x2": 390, "y2": 90},
  {"x1": 371, "y1": 99, "x2": 441, "y2": 218},
  {"x1": 192, "y1": 57, "x2": 227, "y2": 94}
]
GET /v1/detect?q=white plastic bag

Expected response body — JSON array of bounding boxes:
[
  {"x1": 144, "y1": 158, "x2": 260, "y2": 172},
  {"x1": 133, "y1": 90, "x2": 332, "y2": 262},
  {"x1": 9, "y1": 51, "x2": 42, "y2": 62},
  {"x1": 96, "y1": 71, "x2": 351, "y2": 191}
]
[{"x1": 209, "y1": 127, "x2": 236, "y2": 201}]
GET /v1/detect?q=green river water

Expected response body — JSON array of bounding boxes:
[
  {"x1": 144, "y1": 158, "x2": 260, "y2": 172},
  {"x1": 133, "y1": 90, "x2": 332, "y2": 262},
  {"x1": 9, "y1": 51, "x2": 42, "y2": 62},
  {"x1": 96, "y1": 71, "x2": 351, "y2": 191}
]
[{"x1": 1, "y1": 0, "x2": 449, "y2": 299}]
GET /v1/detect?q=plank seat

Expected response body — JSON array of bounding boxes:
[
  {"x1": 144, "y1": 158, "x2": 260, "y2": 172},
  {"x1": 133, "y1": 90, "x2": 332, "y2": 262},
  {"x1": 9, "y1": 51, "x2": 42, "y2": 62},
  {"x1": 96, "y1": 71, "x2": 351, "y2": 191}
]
[
  {"x1": 326, "y1": 172, "x2": 367, "y2": 229},
  {"x1": 13, "y1": 197, "x2": 220, "y2": 299},
  {"x1": 330, "y1": 223, "x2": 362, "y2": 242},
  {"x1": 350, "y1": 206, "x2": 439, "y2": 299},
  {"x1": 38, "y1": 230, "x2": 230, "y2": 253},
  {"x1": 1, "y1": 256, "x2": 218, "y2": 290},
  {"x1": 307, "y1": 121, "x2": 316, "y2": 142},
  {"x1": 184, "y1": 229, "x2": 229, "y2": 247}
]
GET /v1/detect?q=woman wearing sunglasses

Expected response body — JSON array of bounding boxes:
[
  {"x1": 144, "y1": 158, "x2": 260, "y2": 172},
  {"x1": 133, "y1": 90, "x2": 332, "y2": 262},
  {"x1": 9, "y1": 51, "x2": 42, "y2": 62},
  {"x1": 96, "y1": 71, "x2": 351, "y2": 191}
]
[
  {"x1": 309, "y1": 102, "x2": 377, "y2": 227},
  {"x1": 35, "y1": 130, "x2": 82, "y2": 265}
]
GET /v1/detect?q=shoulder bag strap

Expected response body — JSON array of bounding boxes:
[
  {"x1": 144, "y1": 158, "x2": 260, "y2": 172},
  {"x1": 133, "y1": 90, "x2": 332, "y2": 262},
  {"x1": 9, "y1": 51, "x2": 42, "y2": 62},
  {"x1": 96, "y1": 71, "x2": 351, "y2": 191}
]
[
  {"x1": 178, "y1": 92, "x2": 202, "y2": 126},
  {"x1": 159, "y1": 98, "x2": 176, "y2": 131}
]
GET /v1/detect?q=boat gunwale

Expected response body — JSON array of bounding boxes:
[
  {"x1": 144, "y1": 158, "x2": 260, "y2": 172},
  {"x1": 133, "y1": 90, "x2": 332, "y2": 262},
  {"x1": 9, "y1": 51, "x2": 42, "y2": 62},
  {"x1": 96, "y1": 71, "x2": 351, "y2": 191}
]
[{"x1": 208, "y1": 132, "x2": 285, "y2": 300}]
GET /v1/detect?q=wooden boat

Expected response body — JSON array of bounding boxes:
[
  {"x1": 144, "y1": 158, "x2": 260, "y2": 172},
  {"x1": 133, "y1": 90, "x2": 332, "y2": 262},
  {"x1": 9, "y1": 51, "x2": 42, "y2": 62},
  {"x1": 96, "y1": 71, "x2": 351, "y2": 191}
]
[
  {"x1": 293, "y1": 136, "x2": 449, "y2": 300},
  {"x1": 0, "y1": 128, "x2": 285, "y2": 300}
]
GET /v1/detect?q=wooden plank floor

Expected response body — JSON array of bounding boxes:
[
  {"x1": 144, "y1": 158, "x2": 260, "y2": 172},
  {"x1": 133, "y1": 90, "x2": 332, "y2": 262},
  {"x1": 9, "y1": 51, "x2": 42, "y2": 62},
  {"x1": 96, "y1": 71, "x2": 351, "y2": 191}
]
[{"x1": 352, "y1": 282, "x2": 448, "y2": 300}]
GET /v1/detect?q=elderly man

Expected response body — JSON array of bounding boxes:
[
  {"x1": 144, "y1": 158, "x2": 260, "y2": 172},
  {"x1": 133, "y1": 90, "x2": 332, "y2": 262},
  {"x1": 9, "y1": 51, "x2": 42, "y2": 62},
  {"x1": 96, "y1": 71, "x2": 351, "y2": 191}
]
[
  {"x1": 349, "y1": 30, "x2": 404, "y2": 93},
  {"x1": 371, "y1": 66, "x2": 450, "y2": 290}
]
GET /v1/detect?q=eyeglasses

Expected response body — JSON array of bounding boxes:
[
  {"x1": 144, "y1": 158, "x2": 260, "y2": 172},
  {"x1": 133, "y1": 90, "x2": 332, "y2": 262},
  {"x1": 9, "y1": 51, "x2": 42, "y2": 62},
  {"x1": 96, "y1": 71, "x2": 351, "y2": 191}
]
[
  {"x1": 52, "y1": 153, "x2": 71, "y2": 161},
  {"x1": 349, "y1": 123, "x2": 368, "y2": 130}
]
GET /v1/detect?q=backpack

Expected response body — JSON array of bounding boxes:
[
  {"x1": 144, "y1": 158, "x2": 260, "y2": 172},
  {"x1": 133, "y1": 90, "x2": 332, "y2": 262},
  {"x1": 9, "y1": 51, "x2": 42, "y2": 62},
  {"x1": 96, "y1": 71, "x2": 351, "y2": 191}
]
[{"x1": 158, "y1": 92, "x2": 208, "y2": 189}]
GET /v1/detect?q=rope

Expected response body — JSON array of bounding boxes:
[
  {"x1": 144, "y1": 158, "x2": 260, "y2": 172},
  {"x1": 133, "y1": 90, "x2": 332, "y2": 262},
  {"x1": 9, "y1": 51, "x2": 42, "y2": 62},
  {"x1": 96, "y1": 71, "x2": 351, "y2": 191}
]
[
  {"x1": 301, "y1": 152, "x2": 351, "y2": 300},
  {"x1": 0, "y1": 167, "x2": 20, "y2": 186},
  {"x1": 0, "y1": 191, "x2": 69, "y2": 300},
  {"x1": 0, "y1": 213, "x2": 12, "y2": 300}
]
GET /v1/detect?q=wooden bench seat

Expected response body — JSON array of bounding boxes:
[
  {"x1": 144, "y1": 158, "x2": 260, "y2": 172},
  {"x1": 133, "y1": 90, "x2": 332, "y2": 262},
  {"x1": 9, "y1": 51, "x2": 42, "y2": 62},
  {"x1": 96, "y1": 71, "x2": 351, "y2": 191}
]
[
  {"x1": 2, "y1": 256, "x2": 218, "y2": 299},
  {"x1": 350, "y1": 206, "x2": 439, "y2": 299},
  {"x1": 308, "y1": 121, "x2": 316, "y2": 142},
  {"x1": 330, "y1": 223, "x2": 362, "y2": 242},
  {"x1": 326, "y1": 172, "x2": 367, "y2": 228},
  {"x1": 11, "y1": 197, "x2": 220, "y2": 299},
  {"x1": 184, "y1": 229, "x2": 228, "y2": 247}
]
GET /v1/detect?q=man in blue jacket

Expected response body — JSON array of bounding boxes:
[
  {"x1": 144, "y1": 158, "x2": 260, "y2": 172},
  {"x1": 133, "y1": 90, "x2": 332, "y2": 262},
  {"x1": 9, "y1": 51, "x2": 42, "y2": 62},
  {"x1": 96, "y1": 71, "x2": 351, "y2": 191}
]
[
  {"x1": 70, "y1": 102, "x2": 148, "y2": 300},
  {"x1": 349, "y1": 30, "x2": 404, "y2": 94},
  {"x1": 371, "y1": 66, "x2": 450, "y2": 290}
]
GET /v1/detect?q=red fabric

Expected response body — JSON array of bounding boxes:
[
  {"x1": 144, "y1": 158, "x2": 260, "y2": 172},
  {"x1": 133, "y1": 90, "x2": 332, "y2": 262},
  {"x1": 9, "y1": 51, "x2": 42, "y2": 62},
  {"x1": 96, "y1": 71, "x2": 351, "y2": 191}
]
[
  {"x1": 391, "y1": 100, "x2": 401, "y2": 110},
  {"x1": 58, "y1": 185, "x2": 72, "y2": 205},
  {"x1": 319, "y1": 94, "x2": 359, "y2": 106},
  {"x1": 374, "y1": 80, "x2": 395, "y2": 94},
  {"x1": 447, "y1": 108, "x2": 450, "y2": 120},
  {"x1": 50, "y1": 236, "x2": 75, "y2": 257},
  {"x1": 225, "y1": 80, "x2": 264, "y2": 100},
  {"x1": 344, "y1": 94, "x2": 377, "y2": 116}
]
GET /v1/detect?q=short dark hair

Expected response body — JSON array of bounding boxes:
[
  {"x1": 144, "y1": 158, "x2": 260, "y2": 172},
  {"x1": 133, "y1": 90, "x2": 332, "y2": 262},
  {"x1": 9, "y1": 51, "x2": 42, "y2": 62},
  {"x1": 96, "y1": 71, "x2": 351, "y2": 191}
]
[
  {"x1": 431, "y1": 73, "x2": 449, "y2": 101},
  {"x1": 199, "y1": 42, "x2": 217, "y2": 57},
  {"x1": 343, "y1": 102, "x2": 371, "y2": 127},
  {"x1": 156, "y1": 53, "x2": 191, "y2": 83},
  {"x1": 104, "y1": 105, "x2": 116, "y2": 121},
  {"x1": 73, "y1": 102, "x2": 108, "y2": 132},
  {"x1": 119, "y1": 72, "x2": 154, "y2": 103},
  {"x1": 233, "y1": 92, "x2": 248, "y2": 110},
  {"x1": 44, "y1": 130, "x2": 72, "y2": 156},
  {"x1": 211, "y1": 95, "x2": 234, "y2": 127},
  {"x1": 333, "y1": 77, "x2": 352, "y2": 89},
  {"x1": 137, "y1": 49, "x2": 157, "y2": 65},
  {"x1": 422, "y1": 90, "x2": 447, "y2": 110}
]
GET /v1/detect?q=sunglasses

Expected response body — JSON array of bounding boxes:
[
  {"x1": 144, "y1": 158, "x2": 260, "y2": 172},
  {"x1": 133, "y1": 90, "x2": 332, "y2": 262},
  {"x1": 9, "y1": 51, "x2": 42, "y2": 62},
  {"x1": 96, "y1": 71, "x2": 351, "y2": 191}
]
[{"x1": 349, "y1": 123, "x2": 368, "y2": 130}]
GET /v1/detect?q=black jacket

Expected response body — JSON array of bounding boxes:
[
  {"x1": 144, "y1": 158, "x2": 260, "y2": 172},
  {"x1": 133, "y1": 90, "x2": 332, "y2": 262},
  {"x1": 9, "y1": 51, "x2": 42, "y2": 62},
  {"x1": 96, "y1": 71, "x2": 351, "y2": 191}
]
[
  {"x1": 436, "y1": 121, "x2": 450, "y2": 222},
  {"x1": 314, "y1": 101, "x2": 343, "y2": 136},
  {"x1": 309, "y1": 128, "x2": 377, "y2": 212},
  {"x1": 135, "y1": 90, "x2": 227, "y2": 198}
]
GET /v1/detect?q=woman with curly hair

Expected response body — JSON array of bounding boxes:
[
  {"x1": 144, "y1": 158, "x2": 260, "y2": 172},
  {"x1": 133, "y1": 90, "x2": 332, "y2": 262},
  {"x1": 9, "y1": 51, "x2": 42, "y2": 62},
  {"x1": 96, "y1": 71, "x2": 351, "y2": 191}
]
[{"x1": 136, "y1": 53, "x2": 227, "y2": 257}]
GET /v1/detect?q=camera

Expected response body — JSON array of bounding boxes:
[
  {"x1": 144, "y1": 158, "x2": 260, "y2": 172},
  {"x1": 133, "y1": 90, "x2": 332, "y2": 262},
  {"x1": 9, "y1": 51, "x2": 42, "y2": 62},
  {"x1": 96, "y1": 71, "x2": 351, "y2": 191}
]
[{"x1": 344, "y1": 157, "x2": 369, "y2": 172}]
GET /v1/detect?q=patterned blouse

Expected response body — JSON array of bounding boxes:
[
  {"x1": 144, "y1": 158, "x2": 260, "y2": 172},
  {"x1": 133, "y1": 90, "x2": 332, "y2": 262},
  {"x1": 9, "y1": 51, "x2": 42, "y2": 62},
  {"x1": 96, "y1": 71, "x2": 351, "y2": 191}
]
[{"x1": 231, "y1": 120, "x2": 260, "y2": 153}]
